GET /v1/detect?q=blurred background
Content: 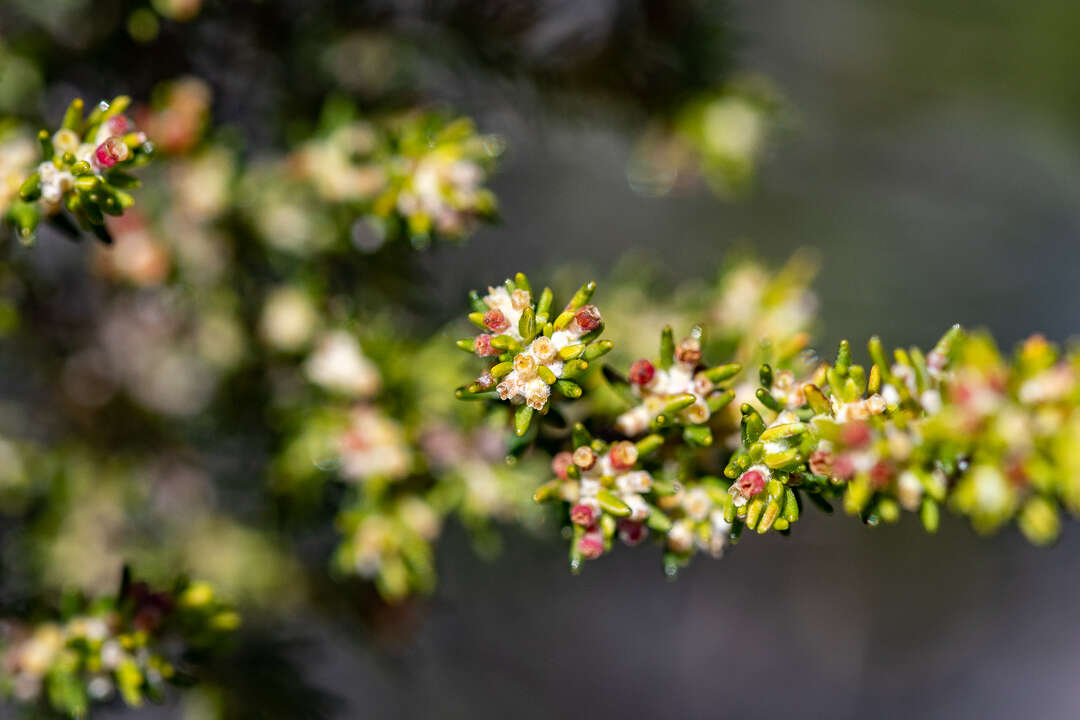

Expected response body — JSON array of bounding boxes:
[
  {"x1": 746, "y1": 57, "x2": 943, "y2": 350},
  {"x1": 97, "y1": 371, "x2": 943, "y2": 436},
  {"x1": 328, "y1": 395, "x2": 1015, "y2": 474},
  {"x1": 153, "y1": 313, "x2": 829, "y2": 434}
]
[{"x1": 4, "y1": 0, "x2": 1080, "y2": 718}]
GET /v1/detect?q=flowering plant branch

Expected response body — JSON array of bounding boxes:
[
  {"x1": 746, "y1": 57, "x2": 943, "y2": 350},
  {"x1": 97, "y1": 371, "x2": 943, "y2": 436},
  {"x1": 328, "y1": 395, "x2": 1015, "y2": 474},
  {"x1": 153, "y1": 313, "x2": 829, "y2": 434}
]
[
  {"x1": 6, "y1": 97, "x2": 153, "y2": 245},
  {"x1": 459, "y1": 274, "x2": 1078, "y2": 574}
]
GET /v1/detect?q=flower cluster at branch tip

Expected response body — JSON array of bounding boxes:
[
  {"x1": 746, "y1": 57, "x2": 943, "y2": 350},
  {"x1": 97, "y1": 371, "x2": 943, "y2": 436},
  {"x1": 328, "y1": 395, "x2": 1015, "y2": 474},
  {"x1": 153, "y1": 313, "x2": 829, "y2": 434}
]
[
  {"x1": 615, "y1": 324, "x2": 741, "y2": 446},
  {"x1": 374, "y1": 114, "x2": 500, "y2": 248},
  {"x1": 535, "y1": 426, "x2": 655, "y2": 569},
  {"x1": 335, "y1": 496, "x2": 440, "y2": 601},
  {"x1": 284, "y1": 110, "x2": 501, "y2": 251},
  {"x1": 7, "y1": 96, "x2": 153, "y2": 244},
  {"x1": 457, "y1": 272, "x2": 612, "y2": 437},
  {"x1": 0, "y1": 576, "x2": 237, "y2": 718}
]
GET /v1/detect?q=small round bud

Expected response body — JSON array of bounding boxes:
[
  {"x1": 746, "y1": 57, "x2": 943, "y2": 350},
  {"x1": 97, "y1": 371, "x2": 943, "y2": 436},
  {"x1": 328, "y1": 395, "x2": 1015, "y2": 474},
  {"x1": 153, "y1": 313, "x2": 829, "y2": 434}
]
[
  {"x1": 483, "y1": 309, "x2": 509, "y2": 333},
  {"x1": 628, "y1": 359, "x2": 655, "y2": 386},
  {"x1": 572, "y1": 446, "x2": 597, "y2": 470},
  {"x1": 574, "y1": 305, "x2": 602, "y2": 333},
  {"x1": 474, "y1": 334, "x2": 499, "y2": 357},
  {"x1": 609, "y1": 441, "x2": 638, "y2": 471},
  {"x1": 570, "y1": 504, "x2": 595, "y2": 527},
  {"x1": 734, "y1": 469, "x2": 766, "y2": 499},
  {"x1": 675, "y1": 337, "x2": 702, "y2": 366},
  {"x1": 514, "y1": 353, "x2": 537, "y2": 378},
  {"x1": 95, "y1": 136, "x2": 130, "y2": 168},
  {"x1": 510, "y1": 288, "x2": 531, "y2": 310},
  {"x1": 552, "y1": 451, "x2": 573, "y2": 479},
  {"x1": 578, "y1": 527, "x2": 604, "y2": 559},
  {"x1": 530, "y1": 336, "x2": 555, "y2": 363}
]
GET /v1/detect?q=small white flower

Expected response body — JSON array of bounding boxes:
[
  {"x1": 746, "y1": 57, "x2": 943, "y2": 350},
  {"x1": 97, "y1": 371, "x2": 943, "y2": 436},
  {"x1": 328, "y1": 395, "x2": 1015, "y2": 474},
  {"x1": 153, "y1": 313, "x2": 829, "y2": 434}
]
[{"x1": 304, "y1": 331, "x2": 380, "y2": 397}]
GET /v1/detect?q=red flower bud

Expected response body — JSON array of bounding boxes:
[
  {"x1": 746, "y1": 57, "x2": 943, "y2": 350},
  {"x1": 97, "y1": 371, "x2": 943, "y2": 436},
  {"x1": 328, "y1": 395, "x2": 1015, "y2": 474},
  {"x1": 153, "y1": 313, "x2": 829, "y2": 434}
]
[
  {"x1": 574, "y1": 305, "x2": 602, "y2": 333},
  {"x1": 628, "y1": 359, "x2": 655, "y2": 386},
  {"x1": 618, "y1": 520, "x2": 647, "y2": 546},
  {"x1": 609, "y1": 441, "x2": 638, "y2": 471},
  {"x1": 734, "y1": 469, "x2": 766, "y2": 498},
  {"x1": 95, "y1": 136, "x2": 130, "y2": 168},
  {"x1": 570, "y1": 504, "x2": 595, "y2": 527},
  {"x1": 483, "y1": 309, "x2": 509, "y2": 333}
]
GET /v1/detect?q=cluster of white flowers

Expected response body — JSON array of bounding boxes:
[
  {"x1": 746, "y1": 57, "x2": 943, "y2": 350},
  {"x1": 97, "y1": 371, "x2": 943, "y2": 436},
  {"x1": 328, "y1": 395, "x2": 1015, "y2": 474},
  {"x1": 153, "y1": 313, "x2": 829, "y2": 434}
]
[
  {"x1": 38, "y1": 113, "x2": 146, "y2": 213},
  {"x1": 664, "y1": 484, "x2": 733, "y2": 558},
  {"x1": 480, "y1": 285, "x2": 598, "y2": 412},
  {"x1": 616, "y1": 332, "x2": 716, "y2": 436},
  {"x1": 395, "y1": 149, "x2": 487, "y2": 237},
  {"x1": 463, "y1": 275, "x2": 609, "y2": 435}
]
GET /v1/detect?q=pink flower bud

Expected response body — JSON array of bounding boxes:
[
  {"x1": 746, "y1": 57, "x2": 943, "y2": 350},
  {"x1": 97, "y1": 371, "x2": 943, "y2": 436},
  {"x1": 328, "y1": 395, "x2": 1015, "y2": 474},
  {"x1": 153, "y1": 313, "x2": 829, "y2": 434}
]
[
  {"x1": 106, "y1": 115, "x2": 130, "y2": 135},
  {"x1": 808, "y1": 448, "x2": 833, "y2": 476},
  {"x1": 734, "y1": 469, "x2": 766, "y2": 499},
  {"x1": 609, "y1": 441, "x2": 638, "y2": 471},
  {"x1": 552, "y1": 451, "x2": 573, "y2": 479},
  {"x1": 628, "y1": 359, "x2": 655, "y2": 386},
  {"x1": 578, "y1": 527, "x2": 604, "y2": 559},
  {"x1": 95, "y1": 136, "x2": 130, "y2": 168},
  {"x1": 574, "y1": 305, "x2": 602, "y2": 333},
  {"x1": 473, "y1": 334, "x2": 499, "y2": 356},
  {"x1": 570, "y1": 504, "x2": 594, "y2": 526},
  {"x1": 483, "y1": 309, "x2": 509, "y2": 333},
  {"x1": 841, "y1": 422, "x2": 872, "y2": 449}
]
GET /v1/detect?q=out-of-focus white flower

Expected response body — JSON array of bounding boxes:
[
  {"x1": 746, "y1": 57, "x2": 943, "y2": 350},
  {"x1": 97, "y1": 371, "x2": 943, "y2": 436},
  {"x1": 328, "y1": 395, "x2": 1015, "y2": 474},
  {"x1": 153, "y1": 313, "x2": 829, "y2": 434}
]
[
  {"x1": 339, "y1": 405, "x2": 410, "y2": 482},
  {"x1": 259, "y1": 287, "x2": 318, "y2": 352},
  {"x1": 304, "y1": 330, "x2": 380, "y2": 397}
]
